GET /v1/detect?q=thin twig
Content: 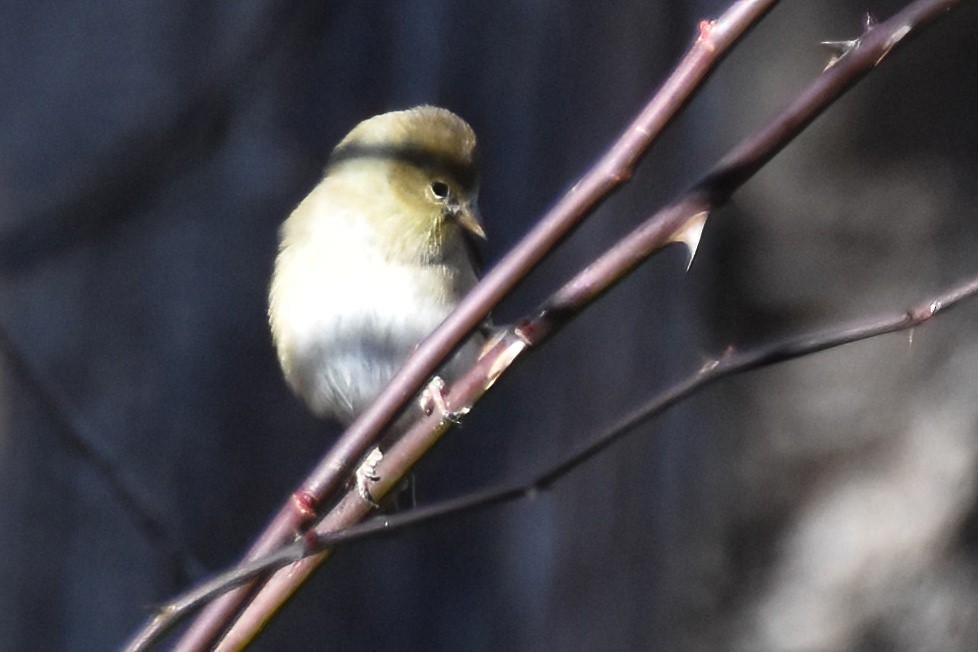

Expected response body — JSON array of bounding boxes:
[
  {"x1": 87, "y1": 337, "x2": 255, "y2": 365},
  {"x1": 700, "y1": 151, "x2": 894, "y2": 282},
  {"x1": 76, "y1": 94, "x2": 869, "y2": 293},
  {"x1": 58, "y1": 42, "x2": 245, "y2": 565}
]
[
  {"x1": 165, "y1": 3, "x2": 779, "y2": 649},
  {"x1": 206, "y1": 0, "x2": 966, "y2": 647},
  {"x1": 128, "y1": 273, "x2": 978, "y2": 647},
  {"x1": 0, "y1": 325, "x2": 202, "y2": 584},
  {"x1": 153, "y1": 0, "x2": 969, "y2": 648},
  {"x1": 213, "y1": 4, "x2": 964, "y2": 649}
]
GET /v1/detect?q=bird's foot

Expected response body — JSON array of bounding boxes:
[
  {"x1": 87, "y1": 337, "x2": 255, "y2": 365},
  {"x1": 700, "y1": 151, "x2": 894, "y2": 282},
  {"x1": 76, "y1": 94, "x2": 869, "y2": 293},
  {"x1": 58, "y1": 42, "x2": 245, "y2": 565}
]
[
  {"x1": 355, "y1": 447, "x2": 384, "y2": 508},
  {"x1": 420, "y1": 376, "x2": 464, "y2": 424}
]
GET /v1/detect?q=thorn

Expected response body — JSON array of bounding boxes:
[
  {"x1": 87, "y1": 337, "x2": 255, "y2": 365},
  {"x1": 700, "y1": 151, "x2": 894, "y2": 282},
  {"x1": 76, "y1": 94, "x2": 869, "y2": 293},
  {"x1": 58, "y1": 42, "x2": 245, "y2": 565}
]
[
  {"x1": 700, "y1": 345, "x2": 736, "y2": 374},
  {"x1": 821, "y1": 39, "x2": 859, "y2": 69},
  {"x1": 486, "y1": 335, "x2": 527, "y2": 390},
  {"x1": 879, "y1": 25, "x2": 912, "y2": 66},
  {"x1": 668, "y1": 211, "x2": 709, "y2": 271},
  {"x1": 478, "y1": 326, "x2": 509, "y2": 358},
  {"x1": 821, "y1": 39, "x2": 859, "y2": 57},
  {"x1": 908, "y1": 327, "x2": 914, "y2": 350},
  {"x1": 699, "y1": 358, "x2": 721, "y2": 374},
  {"x1": 822, "y1": 14, "x2": 878, "y2": 71}
]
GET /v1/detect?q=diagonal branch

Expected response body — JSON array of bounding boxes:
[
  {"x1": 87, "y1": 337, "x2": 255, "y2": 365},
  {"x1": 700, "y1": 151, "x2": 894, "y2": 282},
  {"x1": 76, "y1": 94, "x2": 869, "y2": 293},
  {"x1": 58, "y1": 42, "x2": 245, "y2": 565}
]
[
  {"x1": 203, "y1": 0, "x2": 968, "y2": 647},
  {"x1": 127, "y1": 272, "x2": 978, "y2": 650},
  {"x1": 165, "y1": 2, "x2": 781, "y2": 649},
  {"x1": 0, "y1": 325, "x2": 202, "y2": 585}
]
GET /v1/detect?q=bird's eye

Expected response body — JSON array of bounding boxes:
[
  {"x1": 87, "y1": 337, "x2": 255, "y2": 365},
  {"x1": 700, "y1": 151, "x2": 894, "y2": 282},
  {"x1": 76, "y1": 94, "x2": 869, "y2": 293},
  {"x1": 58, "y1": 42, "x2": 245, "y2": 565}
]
[{"x1": 429, "y1": 180, "x2": 450, "y2": 201}]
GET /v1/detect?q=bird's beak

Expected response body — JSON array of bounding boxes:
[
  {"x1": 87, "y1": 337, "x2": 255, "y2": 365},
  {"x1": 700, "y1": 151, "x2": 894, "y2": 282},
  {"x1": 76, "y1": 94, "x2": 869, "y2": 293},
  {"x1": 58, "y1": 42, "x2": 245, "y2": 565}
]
[{"x1": 456, "y1": 203, "x2": 486, "y2": 240}]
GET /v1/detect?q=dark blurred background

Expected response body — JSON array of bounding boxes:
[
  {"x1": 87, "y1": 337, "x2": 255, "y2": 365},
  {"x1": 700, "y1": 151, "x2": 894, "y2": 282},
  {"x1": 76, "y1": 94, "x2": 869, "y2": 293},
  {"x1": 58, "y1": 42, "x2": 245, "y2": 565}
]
[{"x1": 2, "y1": 1, "x2": 978, "y2": 650}]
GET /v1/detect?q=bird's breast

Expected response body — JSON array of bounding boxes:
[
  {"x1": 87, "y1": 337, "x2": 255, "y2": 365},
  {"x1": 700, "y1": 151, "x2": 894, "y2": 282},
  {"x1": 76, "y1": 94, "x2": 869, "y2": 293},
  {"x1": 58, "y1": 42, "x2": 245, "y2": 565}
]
[{"x1": 271, "y1": 240, "x2": 477, "y2": 422}]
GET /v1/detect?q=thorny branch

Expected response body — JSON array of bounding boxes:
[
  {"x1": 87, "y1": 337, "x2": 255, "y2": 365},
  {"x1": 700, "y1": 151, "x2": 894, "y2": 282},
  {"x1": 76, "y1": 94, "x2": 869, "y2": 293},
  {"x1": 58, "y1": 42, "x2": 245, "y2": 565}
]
[
  {"x1": 133, "y1": 274, "x2": 978, "y2": 646},
  {"x1": 128, "y1": 0, "x2": 970, "y2": 649},
  {"x1": 160, "y1": 2, "x2": 780, "y2": 649}
]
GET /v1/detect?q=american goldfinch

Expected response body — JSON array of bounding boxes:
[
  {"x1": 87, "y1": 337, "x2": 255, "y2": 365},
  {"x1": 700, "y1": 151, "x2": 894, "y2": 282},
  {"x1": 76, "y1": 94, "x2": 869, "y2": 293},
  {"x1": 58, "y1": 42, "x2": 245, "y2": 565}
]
[{"x1": 269, "y1": 106, "x2": 486, "y2": 428}]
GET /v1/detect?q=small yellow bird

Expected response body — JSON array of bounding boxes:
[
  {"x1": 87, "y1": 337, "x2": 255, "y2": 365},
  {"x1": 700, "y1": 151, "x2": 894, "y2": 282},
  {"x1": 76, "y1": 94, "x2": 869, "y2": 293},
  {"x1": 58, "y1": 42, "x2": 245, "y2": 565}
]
[{"x1": 269, "y1": 106, "x2": 486, "y2": 428}]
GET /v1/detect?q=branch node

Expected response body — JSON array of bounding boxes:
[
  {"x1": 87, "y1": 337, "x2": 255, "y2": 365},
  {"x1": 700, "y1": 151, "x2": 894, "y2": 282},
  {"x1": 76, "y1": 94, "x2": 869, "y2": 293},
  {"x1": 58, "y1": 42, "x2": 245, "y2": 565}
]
[
  {"x1": 291, "y1": 491, "x2": 319, "y2": 521},
  {"x1": 513, "y1": 321, "x2": 534, "y2": 345},
  {"x1": 607, "y1": 168, "x2": 632, "y2": 184},
  {"x1": 909, "y1": 299, "x2": 943, "y2": 323},
  {"x1": 697, "y1": 20, "x2": 718, "y2": 51},
  {"x1": 301, "y1": 529, "x2": 319, "y2": 553}
]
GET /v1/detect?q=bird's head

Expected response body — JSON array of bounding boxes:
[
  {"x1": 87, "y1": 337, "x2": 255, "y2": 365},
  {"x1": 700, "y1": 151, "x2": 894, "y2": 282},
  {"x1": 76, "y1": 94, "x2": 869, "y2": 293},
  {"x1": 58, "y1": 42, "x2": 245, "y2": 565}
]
[{"x1": 327, "y1": 106, "x2": 485, "y2": 260}]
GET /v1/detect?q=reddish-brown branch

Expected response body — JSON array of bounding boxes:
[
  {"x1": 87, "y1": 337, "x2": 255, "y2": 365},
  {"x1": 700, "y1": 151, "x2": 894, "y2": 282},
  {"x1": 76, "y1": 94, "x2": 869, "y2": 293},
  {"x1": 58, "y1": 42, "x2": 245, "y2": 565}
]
[
  {"x1": 162, "y1": 3, "x2": 780, "y2": 649},
  {"x1": 203, "y1": 1, "x2": 966, "y2": 648},
  {"x1": 128, "y1": 0, "x2": 975, "y2": 649},
  {"x1": 125, "y1": 271, "x2": 978, "y2": 649}
]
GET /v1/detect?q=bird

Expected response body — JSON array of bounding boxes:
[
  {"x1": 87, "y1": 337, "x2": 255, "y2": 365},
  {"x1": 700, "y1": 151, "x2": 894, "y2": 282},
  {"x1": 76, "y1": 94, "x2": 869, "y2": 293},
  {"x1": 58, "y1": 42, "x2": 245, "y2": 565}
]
[{"x1": 269, "y1": 106, "x2": 486, "y2": 448}]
